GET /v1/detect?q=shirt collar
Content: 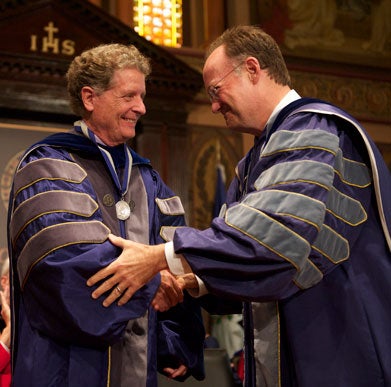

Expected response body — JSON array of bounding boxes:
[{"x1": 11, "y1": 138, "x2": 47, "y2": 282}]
[{"x1": 265, "y1": 89, "x2": 301, "y2": 132}]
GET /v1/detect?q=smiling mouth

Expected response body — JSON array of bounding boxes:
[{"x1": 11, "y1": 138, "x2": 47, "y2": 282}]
[{"x1": 121, "y1": 116, "x2": 137, "y2": 123}]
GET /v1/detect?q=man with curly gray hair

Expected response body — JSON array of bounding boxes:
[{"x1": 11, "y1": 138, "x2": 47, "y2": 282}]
[{"x1": 8, "y1": 43, "x2": 205, "y2": 387}]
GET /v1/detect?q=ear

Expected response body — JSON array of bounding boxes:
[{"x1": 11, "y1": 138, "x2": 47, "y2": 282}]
[
  {"x1": 244, "y1": 57, "x2": 260, "y2": 83},
  {"x1": 81, "y1": 86, "x2": 95, "y2": 112}
]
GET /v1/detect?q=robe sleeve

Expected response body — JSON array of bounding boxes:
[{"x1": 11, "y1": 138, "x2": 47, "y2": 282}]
[
  {"x1": 157, "y1": 293, "x2": 205, "y2": 381},
  {"x1": 173, "y1": 113, "x2": 373, "y2": 302}
]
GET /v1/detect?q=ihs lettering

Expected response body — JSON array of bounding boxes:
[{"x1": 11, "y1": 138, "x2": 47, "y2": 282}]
[{"x1": 30, "y1": 22, "x2": 75, "y2": 56}]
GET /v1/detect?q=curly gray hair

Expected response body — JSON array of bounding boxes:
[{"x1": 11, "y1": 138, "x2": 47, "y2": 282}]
[{"x1": 66, "y1": 43, "x2": 151, "y2": 117}]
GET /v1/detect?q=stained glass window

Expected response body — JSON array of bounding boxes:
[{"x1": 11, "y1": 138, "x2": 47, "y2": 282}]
[{"x1": 133, "y1": 0, "x2": 183, "y2": 47}]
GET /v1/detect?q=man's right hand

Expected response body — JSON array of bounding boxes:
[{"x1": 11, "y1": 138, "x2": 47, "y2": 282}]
[
  {"x1": 176, "y1": 273, "x2": 199, "y2": 290},
  {"x1": 151, "y1": 270, "x2": 184, "y2": 312}
]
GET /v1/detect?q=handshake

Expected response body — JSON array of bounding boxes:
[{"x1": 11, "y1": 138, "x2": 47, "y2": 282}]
[{"x1": 87, "y1": 234, "x2": 199, "y2": 312}]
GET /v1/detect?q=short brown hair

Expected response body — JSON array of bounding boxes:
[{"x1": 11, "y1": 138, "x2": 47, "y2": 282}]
[{"x1": 206, "y1": 25, "x2": 291, "y2": 87}]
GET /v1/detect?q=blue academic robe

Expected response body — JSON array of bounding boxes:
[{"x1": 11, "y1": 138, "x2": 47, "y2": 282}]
[
  {"x1": 174, "y1": 99, "x2": 391, "y2": 386},
  {"x1": 8, "y1": 127, "x2": 205, "y2": 386}
]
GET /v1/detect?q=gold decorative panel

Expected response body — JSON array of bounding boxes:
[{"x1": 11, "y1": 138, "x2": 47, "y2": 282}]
[
  {"x1": 291, "y1": 71, "x2": 390, "y2": 123},
  {"x1": 188, "y1": 129, "x2": 242, "y2": 229}
]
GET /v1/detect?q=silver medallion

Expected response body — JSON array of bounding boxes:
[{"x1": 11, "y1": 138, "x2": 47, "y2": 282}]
[{"x1": 115, "y1": 200, "x2": 131, "y2": 220}]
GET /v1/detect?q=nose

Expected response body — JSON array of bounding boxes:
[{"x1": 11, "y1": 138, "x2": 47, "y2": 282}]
[
  {"x1": 211, "y1": 100, "x2": 221, "y2": 114},
  {"x1": 133, "y1": 97, "x2": 146, "y2": 115}
]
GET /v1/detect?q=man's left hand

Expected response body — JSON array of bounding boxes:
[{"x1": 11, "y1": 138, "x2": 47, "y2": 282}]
[
  {"x1": 162, "y1": 364, "x2": 188, "y2": 379},
  {"x1": 87, "y1": 234, "x2": 167, "y2": 307}
]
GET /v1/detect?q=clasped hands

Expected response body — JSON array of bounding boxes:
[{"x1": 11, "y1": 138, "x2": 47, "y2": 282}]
[{"x1": 87, "y1": 234, "x2": 198, "y2": 311}]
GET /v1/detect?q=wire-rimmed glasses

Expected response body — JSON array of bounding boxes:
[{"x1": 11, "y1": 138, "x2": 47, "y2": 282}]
[{"x1": 207, "y1": 61, "x2": 244, "y2": 102}]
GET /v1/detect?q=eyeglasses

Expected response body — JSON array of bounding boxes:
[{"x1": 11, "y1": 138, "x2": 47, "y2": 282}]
[{"x1": 207, "y1": 61, "x2": 244, "y2": 102}]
